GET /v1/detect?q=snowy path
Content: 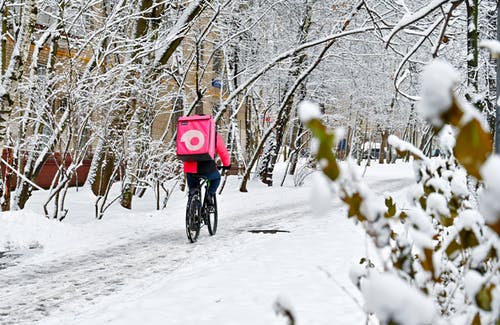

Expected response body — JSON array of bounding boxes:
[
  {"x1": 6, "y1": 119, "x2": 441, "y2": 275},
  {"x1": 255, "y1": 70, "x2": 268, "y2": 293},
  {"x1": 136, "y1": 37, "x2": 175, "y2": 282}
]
[
  {"x1": 0, "y1": 199, "x2": 310, "y2": 324},
  {"x1": 0, "y1": 232, "x2": 190, "y2": 324},
  {"x1": 0, "y1": 163, "x2": 415, "y2": 325}
]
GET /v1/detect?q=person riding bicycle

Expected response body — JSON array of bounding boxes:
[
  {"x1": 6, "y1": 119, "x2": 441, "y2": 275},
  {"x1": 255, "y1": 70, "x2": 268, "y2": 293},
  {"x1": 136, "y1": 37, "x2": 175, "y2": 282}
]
[{"x1": 184, "y1": 132, "x2": 231, "y2": 206}]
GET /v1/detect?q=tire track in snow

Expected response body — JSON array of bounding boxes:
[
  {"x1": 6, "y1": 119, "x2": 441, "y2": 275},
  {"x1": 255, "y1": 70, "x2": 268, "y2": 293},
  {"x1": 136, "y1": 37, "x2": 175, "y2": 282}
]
[
  {"x1": 0, "y1": 232, "x2": 195, "y2": 324},
  {"x1": 0, "y1": 200, "x2": 311, "y2": 324},
  {"x1": 0, "y1": 174, "x2": 414, "y2": 324}
]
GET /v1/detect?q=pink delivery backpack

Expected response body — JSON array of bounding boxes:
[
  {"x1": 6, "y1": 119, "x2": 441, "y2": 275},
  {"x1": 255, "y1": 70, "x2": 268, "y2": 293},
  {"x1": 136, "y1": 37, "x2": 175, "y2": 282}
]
[{"x1": 176, "y1": 115, "x2": 216, "y2": 161}]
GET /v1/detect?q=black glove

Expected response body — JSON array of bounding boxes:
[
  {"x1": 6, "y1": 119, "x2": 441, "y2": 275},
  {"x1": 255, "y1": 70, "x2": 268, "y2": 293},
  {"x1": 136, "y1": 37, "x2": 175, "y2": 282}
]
[{"x1": 221, "y1": 164, "x2": 232, "y2": 171}]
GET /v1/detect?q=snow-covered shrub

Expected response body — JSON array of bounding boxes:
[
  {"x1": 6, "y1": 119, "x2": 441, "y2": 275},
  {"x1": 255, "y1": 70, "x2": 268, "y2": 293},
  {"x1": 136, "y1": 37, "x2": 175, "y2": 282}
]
[
  {"x1": 292, "y1": 157, "x2": 316, "y2": 187},
  {"x1": 300, "y1": 59, "x2": 499, "y2": 325}
]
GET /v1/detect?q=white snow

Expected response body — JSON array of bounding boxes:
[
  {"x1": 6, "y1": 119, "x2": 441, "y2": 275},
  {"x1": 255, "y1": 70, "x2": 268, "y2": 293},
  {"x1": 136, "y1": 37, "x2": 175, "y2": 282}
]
[
  {"x1": 480, "y1": 39, "x2": 500, "y2": 57},
  {"x1": 454, "y1": 209, "x2": 484, "y2": 230},
  {"x1": 361, "y1": 272, "x2": 437, "y2": 325},
  {"x1": 406, "y1": 208, "x2": 434, "y2": 249},
  {"x1": 408, "y1": 209, "x2": 433, "y2": 235},
  {"x1": 349, "y1": 262, "x2": 369, "y2": 289},
  {"x1": 479, "y1": 155, "x2": 500, "y2": 224},
  {"x1": 426, "y1": 178, "x2": 450, "y2": 196},
  {"x1": 310, "y1": 172, "x2": 333, "y2": 217},
  {"x1": 298, "y1": 100, "x2": 322, "y2": 123},
  {"x1": 0, "y1": 83, "x2": 6, "y2": 97},
  {"x1": 464, "y1": 270, "x2": 483, "y2": 299},
  {"x1": 439, "y1": 125, "x2": 455, "y2": 157},
  {"x1": 418, "y1": 60, "x2": 460, "y2": 127},
  {"x1": 360, "y1": 193, "x2": 386, "y2": 222},
  {"x1": 310, "y1": 137, "x2": 320, "y2": 155},
  {"x1": 450, "y1": 168, "x2": 468, "y2": 197},
  {"x1": 384, "y1": 0, "x2": 449, "y2": 45},
  {"x1": 334, "y1": 127, "x2": 346, "y2": 144},
  {"x1": 153, "y1": 0, "x2": 203, "y2": 66},
  {"x1": 388, "y1": 135, "x2": 427, "y2": 160},
  {"x1": 455, "y1": 95, "x2": 488, "y2": 130},
  {"x1": 407, "y1": 183, "x2": 425, "y2": 204},
  {"x1": 0, "y1": 210, "x2": 87, "y2": 255},
  {"x1": 426, "y1": 192, "x2": 450, "y2": 217},
  {"x1": 0, "y1": 162, "x2": 416, "y2": 325}
]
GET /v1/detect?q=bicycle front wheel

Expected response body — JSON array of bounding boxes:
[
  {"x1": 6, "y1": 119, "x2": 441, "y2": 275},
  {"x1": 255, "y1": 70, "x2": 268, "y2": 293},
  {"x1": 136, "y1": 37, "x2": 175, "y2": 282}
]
[
  {"x1": 206, "y1": 195, "x2": 218, "y2": 236},
  {"x1": 186, "y1": 193, "x2": 201, "y2": 243}
]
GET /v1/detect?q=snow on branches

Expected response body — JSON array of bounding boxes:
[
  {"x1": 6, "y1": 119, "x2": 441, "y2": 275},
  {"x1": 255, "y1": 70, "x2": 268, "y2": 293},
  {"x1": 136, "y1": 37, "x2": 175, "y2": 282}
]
[{"x1": 301, "y1": 58, "x2": 499, "y2": 324}]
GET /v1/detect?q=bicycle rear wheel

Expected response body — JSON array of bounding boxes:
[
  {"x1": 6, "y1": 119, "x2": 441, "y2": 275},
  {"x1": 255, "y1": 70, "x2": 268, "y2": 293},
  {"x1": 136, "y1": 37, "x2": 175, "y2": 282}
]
[
  {"x1": 206, "y1": 195, "x2": 218, "y2": 236},
  {"x1": 186, "y1": 193, "x2": 201, "y2": 243}
]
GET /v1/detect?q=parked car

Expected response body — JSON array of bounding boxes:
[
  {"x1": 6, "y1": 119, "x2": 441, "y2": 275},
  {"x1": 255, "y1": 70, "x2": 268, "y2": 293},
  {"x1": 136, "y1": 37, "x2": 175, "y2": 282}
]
[{"x1": 351, "y1": 142, "x2": 381, "y2": 160}]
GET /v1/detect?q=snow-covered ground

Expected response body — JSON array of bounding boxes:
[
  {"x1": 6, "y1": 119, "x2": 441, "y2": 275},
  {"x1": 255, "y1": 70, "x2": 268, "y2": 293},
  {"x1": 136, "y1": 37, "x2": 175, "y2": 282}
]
[{"x1": 0, "y1": 162, "x2": 414, "y2": 324}]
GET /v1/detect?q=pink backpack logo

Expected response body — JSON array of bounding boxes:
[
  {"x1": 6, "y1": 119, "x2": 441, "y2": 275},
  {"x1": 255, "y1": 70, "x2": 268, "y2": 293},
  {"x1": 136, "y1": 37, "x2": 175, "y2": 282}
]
[
  {"x1": 180, "y1": 130, "x2": 205, "y2": 151},
  {"x1": 176, "y1": 115, "x2": 215, "y2": 161}
]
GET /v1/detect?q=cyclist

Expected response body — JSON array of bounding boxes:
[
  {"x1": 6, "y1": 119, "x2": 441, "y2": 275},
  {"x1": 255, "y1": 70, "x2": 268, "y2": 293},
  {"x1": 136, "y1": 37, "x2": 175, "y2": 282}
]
[{"x1": 183, "y1": 132, "x2": 231, "y2": 206}]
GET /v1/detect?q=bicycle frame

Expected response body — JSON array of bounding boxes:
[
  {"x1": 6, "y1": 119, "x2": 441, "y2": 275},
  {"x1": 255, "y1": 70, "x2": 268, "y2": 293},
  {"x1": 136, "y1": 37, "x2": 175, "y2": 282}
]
[
  {"x1": 185, "y1": 175, "x2": 218, "y2": 242},
  {"x1": 189, "y1": 175, "x2": 210, "y2": 206}
]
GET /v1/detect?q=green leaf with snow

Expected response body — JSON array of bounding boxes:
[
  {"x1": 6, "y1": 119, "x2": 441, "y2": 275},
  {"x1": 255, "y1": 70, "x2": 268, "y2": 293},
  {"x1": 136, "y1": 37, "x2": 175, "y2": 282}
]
[
  {"x1": 421, "y1": 248, "x2": 436, "y2": 280},
  {"x1": 384, "y1": 197, "x2": 396, "y2": 218},
  {"x1": 419, "y1": 196, "x2": 427, "y2": 210},
  {"x1": 475, "y1": 284, "x2": 495, "y2": 311},
  {"x1": 471, "y1": 312, "x2": 481, "y2": 325},
  {"x1": 454, "y1": 119, "x2": 492, "y2": 180},
  {"x1": 448, "y1": 196, "x2": 461, "y2": 220},
  {"x1": 488, "y1": 219, "x2": 500, "y2": 236},
  {"x1": 398, "y1": 211, "x2": 408, "y2": 222},
  {"x1": 439, "y1": 96, "x2": 464, "y2": 129},
  {"x1": 445, "y1": 239, "x2": 461, "y2": 260},
  {"x1": 458, "y1": 229, "x2": 479, "y2": 249},
  {"x1": 306, "y1": 118, "x2": 339, "y2": 181},
  {"x1": 343, "y1": 192, "x2": 365, "y2": 222},
  {"x1": 439, "y1": 215, "x2": 454, "y2": 227}
]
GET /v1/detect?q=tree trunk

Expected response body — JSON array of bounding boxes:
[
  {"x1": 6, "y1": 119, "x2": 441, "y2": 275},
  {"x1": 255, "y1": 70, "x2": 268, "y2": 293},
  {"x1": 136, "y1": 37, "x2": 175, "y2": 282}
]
[
  {"x1": 1, "y1": 147, "x2": 12, "y2": 211},
  {"x1": 1, "y1": 1, "x2": 38, "y2": 210},
  {"x1": 0, "y1": 0, "x2": 37, "y2": 144},
  {"x1": 466, "y1": 0, "x2": 479, "y2": 92},
  {"x1": 346, "y1": 126, "x2": 353, "y2": 159},
  {"x1": 496, "y1": 0, "x2": 500, "y2": 153},
  {"x1": 261, "y1": 1, "x2": 313, "y2": 184},
  {"x1": 257, "y1": 133, "x2": 276, "y2": 186},
  {"x1": 120, "y1": 98, "x2": 140, "y2": 210},
  {"x1": 354, "y1": 115, "x2": 362, "y2": 165},
  {"x1": 357, "y1": 118, "x2": 367, "y2": 166},
  {"x1": 120, "y1": 0, "x2": 158, "y2": 209},
  {"x1": 288, "y1": 124, "x2": 304, "y2": 175},
  {"x1": 287, "y1": 78, "x2": 308, "y2": 175},
  {"x1": 379, "y1": 130, "x2": 389, "y2": 164},
  {"x1": 245, "y1": 96, "x2": 256, "y2": 163},
  {"x1": 91, "y1": 149, "x2": 116, "y2": 197},
  {"x1": 155, "y1": 0, "x2": 208, "y2": 68},
  {"x1": 466, "y1": 0, "x2": 491, "y2": 125}
]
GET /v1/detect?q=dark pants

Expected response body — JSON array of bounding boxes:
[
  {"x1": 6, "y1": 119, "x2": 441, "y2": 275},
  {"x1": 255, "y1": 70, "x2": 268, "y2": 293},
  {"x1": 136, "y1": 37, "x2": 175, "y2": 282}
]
[{"x1": 186, "y1": 170, "x2": 221, "y2": 194}]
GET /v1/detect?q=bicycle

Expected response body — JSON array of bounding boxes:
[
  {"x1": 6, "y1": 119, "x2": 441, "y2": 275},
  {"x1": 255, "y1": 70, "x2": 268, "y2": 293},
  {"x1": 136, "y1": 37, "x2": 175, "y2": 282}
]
[{"x1": 185, "y1": 175, "x2": 218, "y2": 243}]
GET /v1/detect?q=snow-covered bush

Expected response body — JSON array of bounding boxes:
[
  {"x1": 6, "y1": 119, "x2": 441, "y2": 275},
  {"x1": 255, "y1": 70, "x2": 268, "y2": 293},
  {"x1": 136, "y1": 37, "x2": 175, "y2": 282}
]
[{"x1": 300, "y1": 60, "x2": 499, "y2": 324}]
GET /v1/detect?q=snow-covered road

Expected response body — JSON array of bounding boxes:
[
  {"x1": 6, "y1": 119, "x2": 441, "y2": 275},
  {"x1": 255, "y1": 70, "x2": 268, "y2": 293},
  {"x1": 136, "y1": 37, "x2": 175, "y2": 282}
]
[
  {"x1": 0, "y1": 162, "x2": 414, "y2": 325},
  {"x1": 1, "y1": 233, "x2": 186, "y2": 324},
  {"x1": 1, "y1": 202, "x2": 312, "y2": 324}
]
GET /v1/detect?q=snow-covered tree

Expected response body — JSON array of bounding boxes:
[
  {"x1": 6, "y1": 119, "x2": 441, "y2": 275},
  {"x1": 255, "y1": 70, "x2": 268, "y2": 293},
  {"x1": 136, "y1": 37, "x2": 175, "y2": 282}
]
[{"x1": 302, "y1": 58, "x2": 499, "y2": 325}]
